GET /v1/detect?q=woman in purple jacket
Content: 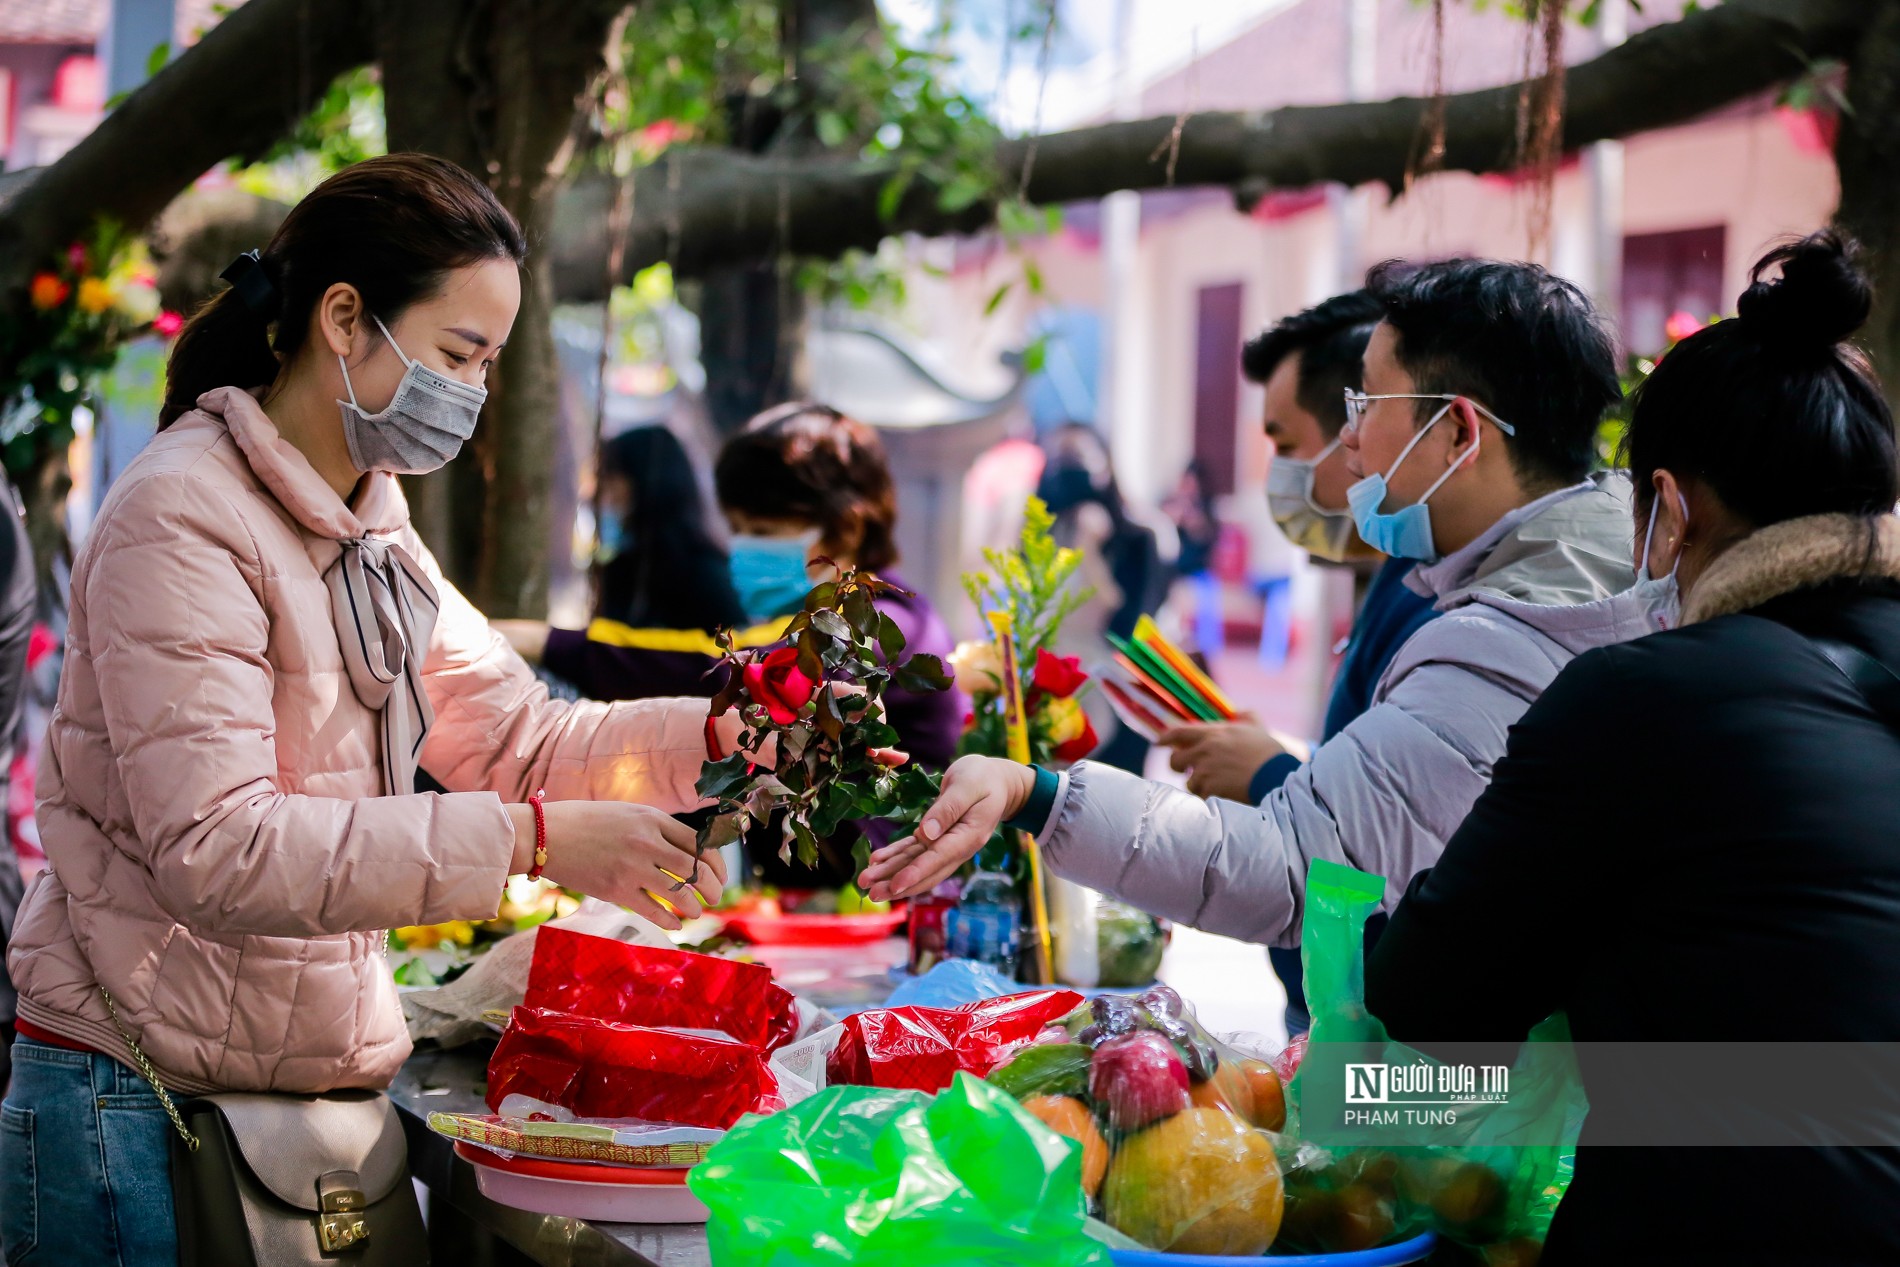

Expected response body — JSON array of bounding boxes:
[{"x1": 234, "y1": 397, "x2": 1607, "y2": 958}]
[{"x1": 501, "y1": 401, "x2": 965, "y2": 808}]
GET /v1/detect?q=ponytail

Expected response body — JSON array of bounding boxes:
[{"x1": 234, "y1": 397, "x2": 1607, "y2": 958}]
[{"x1": 159, "y1": 275, "x2": 281, "y2": 428}]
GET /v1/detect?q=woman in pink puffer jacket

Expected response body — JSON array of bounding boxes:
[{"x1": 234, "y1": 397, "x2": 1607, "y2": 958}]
[{"x1": 0, "y1": 155, "x2": 735, "y2": 1266}]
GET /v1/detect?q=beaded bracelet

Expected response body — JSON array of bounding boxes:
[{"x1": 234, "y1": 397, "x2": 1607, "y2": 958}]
[{"x1": 526, "y1": 788, "x2": 549, "y2": 880}]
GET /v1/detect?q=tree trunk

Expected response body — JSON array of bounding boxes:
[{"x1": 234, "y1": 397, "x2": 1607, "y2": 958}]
[
  {"x1": 379, "y1": 0, "x2": 628, "y2": 615},
  {"x1": 1833, "y1": 2, "x2": 1900, "y2": 403},
  {"x1": 687, "y1": 0, "x2": 881, "y2": 436}
]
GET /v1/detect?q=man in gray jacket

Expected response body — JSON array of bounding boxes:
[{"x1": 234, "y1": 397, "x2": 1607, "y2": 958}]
[{"x1": 864, "y1": 258, "x2": 1668, "y2": 949}]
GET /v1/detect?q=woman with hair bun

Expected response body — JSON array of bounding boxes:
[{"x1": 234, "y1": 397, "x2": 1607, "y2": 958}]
[
  {"x1": 0, "y1": 154, "x2": 751, "y2": 1264},
  {"x1": 1367, "y1": 232, "x2": 1900, "y2": 1263}
]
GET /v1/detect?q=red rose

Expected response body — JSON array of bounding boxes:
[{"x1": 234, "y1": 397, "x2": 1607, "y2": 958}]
[
  {"x1": 743, "y1": 647, "x2": 816, "y2": 726},
  {"x1": 1031, "y1": 648, "x2": 1088, "y2": 699},
  {"x1": 1054, "y1": 713, "x2": 1099, "y2": 764}
]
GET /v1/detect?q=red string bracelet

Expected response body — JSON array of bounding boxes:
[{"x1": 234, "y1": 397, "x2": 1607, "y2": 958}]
[{"x1": 526, "y1": 788, "x2": 549, "y2": 881}]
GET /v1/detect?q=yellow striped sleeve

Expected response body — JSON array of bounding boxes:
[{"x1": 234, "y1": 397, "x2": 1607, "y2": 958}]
[{"x1": 582, "y1": 617, "x2": 793, "y2": 656}]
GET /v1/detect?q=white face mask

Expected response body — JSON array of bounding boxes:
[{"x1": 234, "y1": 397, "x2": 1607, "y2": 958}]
[
  {"x1": 1266, "y1": 438, "x2": 1359, "y2": 561},
  {"x1": 1629, "y1": 488, "x2": 1690, "y2": 633},
  {"x1": 337, "y1": 316, "x2": 487, "y2": 475}
]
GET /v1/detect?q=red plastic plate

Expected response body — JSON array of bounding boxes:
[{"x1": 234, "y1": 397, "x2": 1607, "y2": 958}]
[{"x1": 720, "y1": 905, "x2": 907, "y2": 946}]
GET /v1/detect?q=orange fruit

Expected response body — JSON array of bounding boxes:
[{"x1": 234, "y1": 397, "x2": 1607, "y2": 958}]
[
  {"x1": 1187, "y1": 1058, "x2": 1255, "y2": 1121},
  {"x1": 1102, "y1": 1107, "x2": 1284, "y2": 1255},
  {"x1": 1241, "y1": 1058, "x2": 1286, "y2": 1131},
  {"x1": 1023, "y1": 1094, "x2": 1109, "y2": 1198}
]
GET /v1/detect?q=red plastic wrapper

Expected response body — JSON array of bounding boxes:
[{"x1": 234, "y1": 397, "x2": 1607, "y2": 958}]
[
  {"x1": 825, "y1": 989, "x2": 1083, "y2": 1093},
  {"x1": 485, "y1": 1007, "x2": 783, "y2": 1128},
  {"x1": 524, "y1": 926, "x2": 799, "y2": 1051}
]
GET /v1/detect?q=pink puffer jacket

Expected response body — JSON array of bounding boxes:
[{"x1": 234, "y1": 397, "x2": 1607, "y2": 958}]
[{"x1": 9, "y1": 388, "x2": 715, "y2": 1094}]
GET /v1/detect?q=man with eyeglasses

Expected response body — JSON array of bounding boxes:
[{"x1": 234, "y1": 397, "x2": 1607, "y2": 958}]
[{"x1": 861, "y1": 258, "x2": 1657, "y2": 966}]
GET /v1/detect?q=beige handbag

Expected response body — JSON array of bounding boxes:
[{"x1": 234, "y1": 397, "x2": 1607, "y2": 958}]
[{"x1": 103, "y1": 990, "x2": 429, "y2": 1265}]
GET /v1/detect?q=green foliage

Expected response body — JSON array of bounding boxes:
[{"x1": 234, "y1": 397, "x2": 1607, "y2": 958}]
[
  {"x1": 244, "y1": 66, "x2": 386, "y2": 180},
  {"x1": 693, "y1": 569, "x2": 950, "y2": 873},
  {"x1": 610, "y1": 0, "x2": 781, "y2": 150}
]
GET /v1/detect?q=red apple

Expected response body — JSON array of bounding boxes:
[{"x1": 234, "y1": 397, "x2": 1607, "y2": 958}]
[{"x1": 1090, "y1": 1031, "x2": 1191, "y2": 1131}]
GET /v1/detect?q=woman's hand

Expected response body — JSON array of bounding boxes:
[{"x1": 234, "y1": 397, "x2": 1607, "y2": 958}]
[
  {"x1": 492, "y1": 619, "x2": 551, "y2": 664},
  {"x1": 858, "y1": 755, "x2": 1034, "y2": 902},
  {"x1": 507, "y1": 800, "x2": 725, "y2": 931}
]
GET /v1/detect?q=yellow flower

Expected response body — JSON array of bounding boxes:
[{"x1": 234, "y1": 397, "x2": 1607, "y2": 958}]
[
  {"x1": 948, "y1": 639, "x2": 1004, "y2": 693},
  {"x1": 76, "y1": 277, "x2": 115, "y2": 315},
  {"x1": 391, "y1": 921, "x2": 476, "y2": 950},
  {"x1": 1042, "y1": 694, "x2": 1087, "y2": 746}
]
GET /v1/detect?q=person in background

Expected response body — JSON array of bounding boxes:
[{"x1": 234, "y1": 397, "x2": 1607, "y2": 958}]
[
  {"x1": 864, "y1": 258, "x2": 1649, "y2": 955},
  {"x1": 1158, "y1": 289, "x2": 1439, "y2": 1035},
  {"x1": 1037, "y1": 421, "x2": 1170, "y2": 773},
  {"x1": 1369, "y1": 233, "x2": 1900, "y2": 1264},
  {"x1": 0, "y1": 478, "x2": 36, "y2": 1090},
  {"x1": 592, "y1": 425, "x2": 746, "y2": 633},
  {"x1": 0, "y1": 156, "x2": 743, "y2": 1264},
  {"x1": 501, "y1": 403, "x2": 964, "y2": 777},
  {"x1": 1160, "y1": 459, "x2": 1222, "y2": 669}
]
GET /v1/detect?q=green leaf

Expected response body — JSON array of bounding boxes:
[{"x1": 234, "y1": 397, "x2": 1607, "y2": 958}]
[
  {"x1": 696, "y1": 811, "x2": 746, "y2": 853},
  {"x1": 1020, "y1": 337, "x2": 1048, "y2": 375},
  {"x1": 876, "y1": 612, "x2": 906, "y2": 659},
  {"x1": 811, "y1": 609, "x2": 853, "y2": 642},
  {"x1": 695, "y1": 751, "x2": 753, "y2": 802},
  {"x1": 813, "y1": 687, "x2": 845, "y2": 741},
  {"x1": 937, "y1": 172, "x2": 990, "y2": 213},
  {"x1": 984, "y1": 282, "x2": 1012, "y2": 316},
  {"x1": 877, "y1": 169, "x2": 914, "y2": 223},
  {"x1": 797, "y1": 629, "x2": 825, "y2": 682},
  {"x1": 893, "y1": 653, "x2": 953, "y2": 693},
  {"x1": 789, "y1": 817, "x2": 821, "y2": 867},
  {"x1": 1023, "y1": 259, "x2": 1045, "y2": 297},
  {"x1": 843, "y1": 586, "x2": 879, "y2": 640},
  {"x1": 816, "y1": 110, "x2": 852, "y2": 149},
  {"x1": 804, "y1": 581, "x2": 839, "y2": 612},
  {"x1": 145, "y1": 42, "x2": 171, "y2": 76}
]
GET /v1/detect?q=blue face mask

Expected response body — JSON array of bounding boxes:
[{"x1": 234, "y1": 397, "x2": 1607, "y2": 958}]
[
  {"x1": 596, "y1": 512, "x2": 627, "y2": 560},
  {"x1": 730, "y1": 531, "x2": 820, "y2": 623},
  {"x1": 1345, "y1": 401, "x2": 1480, "y2": 563}
]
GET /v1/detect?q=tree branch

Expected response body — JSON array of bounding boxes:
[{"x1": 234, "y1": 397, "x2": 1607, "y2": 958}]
[
  {"x1": 0, "y1": 0, "x2": 371, "y2": 290},
  {"x1": 544, "y1": 0, "x2": 1870, "y2": 297}
]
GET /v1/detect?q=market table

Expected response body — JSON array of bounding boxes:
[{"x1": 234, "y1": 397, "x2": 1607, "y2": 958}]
[{"x1": 391, "y1": 936, "x2": 908, "y2": 1266}]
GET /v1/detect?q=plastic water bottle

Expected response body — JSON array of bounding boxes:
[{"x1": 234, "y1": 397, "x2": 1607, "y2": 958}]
[{"x1": 944, "y1": 868, "x2": 1020, "y2": 979}]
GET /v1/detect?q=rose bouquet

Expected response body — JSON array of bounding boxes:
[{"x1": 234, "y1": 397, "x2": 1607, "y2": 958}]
[{"x1": 689, "y1": 567, "x2": 951, "y2": 879}]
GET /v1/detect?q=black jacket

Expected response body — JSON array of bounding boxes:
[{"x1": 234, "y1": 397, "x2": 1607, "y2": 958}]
[{"x1": 1367, "y1": 515, "x2": 1900, "y2": 1265}]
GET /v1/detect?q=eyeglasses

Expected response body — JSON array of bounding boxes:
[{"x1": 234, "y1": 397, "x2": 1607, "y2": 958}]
[{"x1": 1342, "y1": 390, "x2": 1517, "y2": 437}]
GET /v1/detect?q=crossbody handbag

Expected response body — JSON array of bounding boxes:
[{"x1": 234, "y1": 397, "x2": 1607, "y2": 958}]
[{"x1": 101, "y1": 988, "x2": 429, "y2": 1265}]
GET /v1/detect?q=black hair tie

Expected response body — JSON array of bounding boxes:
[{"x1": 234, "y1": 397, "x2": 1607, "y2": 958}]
[{"x1": 219, "y1": 250, "x2": 278, "y2": 317}]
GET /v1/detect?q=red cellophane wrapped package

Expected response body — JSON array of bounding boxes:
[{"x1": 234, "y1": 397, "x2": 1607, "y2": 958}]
[
  {"x1": 486, "y1": 1007, "x2": 783, "y2": 1128},
  {"x1": 524, "y1": 927, "x2": 799, "y2": 1051},
  {"x1": 825, "y1": 989, "x2": 1083, "y2": 1093}
]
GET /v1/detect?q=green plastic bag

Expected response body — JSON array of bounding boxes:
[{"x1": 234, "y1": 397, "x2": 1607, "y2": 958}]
[
  {"x1": 1281, "y1": 858, "x2": 1588, "y2": 1256},
  {"x1": 689, "y1": 1073, "x2": 1111, "y2": 1267}
]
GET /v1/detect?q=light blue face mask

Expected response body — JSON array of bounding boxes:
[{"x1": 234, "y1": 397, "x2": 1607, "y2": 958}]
[
  {"x1": 730, "y1": 530, "x2": 820, "y2": 623},
  {"x1": 1345, "y1": 401, "x2": 1483, "y2": 562},
  {"x1": 596, "y1": 511, "x2": 627, "y2": 560}
]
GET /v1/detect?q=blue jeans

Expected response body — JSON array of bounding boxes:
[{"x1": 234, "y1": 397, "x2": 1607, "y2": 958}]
[{"x1": 0, "y1": 1039, "x2": 178, "y2": 1266}]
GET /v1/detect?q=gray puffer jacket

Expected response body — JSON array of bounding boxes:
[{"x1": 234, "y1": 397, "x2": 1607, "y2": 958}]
[{"x1": 1040, "y1": 474, "x2": 1649, "y2": 948}]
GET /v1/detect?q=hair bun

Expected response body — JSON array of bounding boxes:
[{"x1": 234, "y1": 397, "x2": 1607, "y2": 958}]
[{"x1": 1736, "y1": 231, "x2": 1872, "y2": 350}]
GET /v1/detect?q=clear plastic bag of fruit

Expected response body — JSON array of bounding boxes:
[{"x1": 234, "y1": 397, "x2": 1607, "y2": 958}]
[
  {"x1": 1283, "y1": 858, "x2": 1588, "y2": 1257},
  {"x1": 984, "y1": 985, "x2": 1297, "y2": 1255}
]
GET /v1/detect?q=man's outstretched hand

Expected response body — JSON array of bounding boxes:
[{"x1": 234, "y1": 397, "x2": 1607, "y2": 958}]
[{"x1": 858, "y1": 755, "x2": 1035, "y2": 902}]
